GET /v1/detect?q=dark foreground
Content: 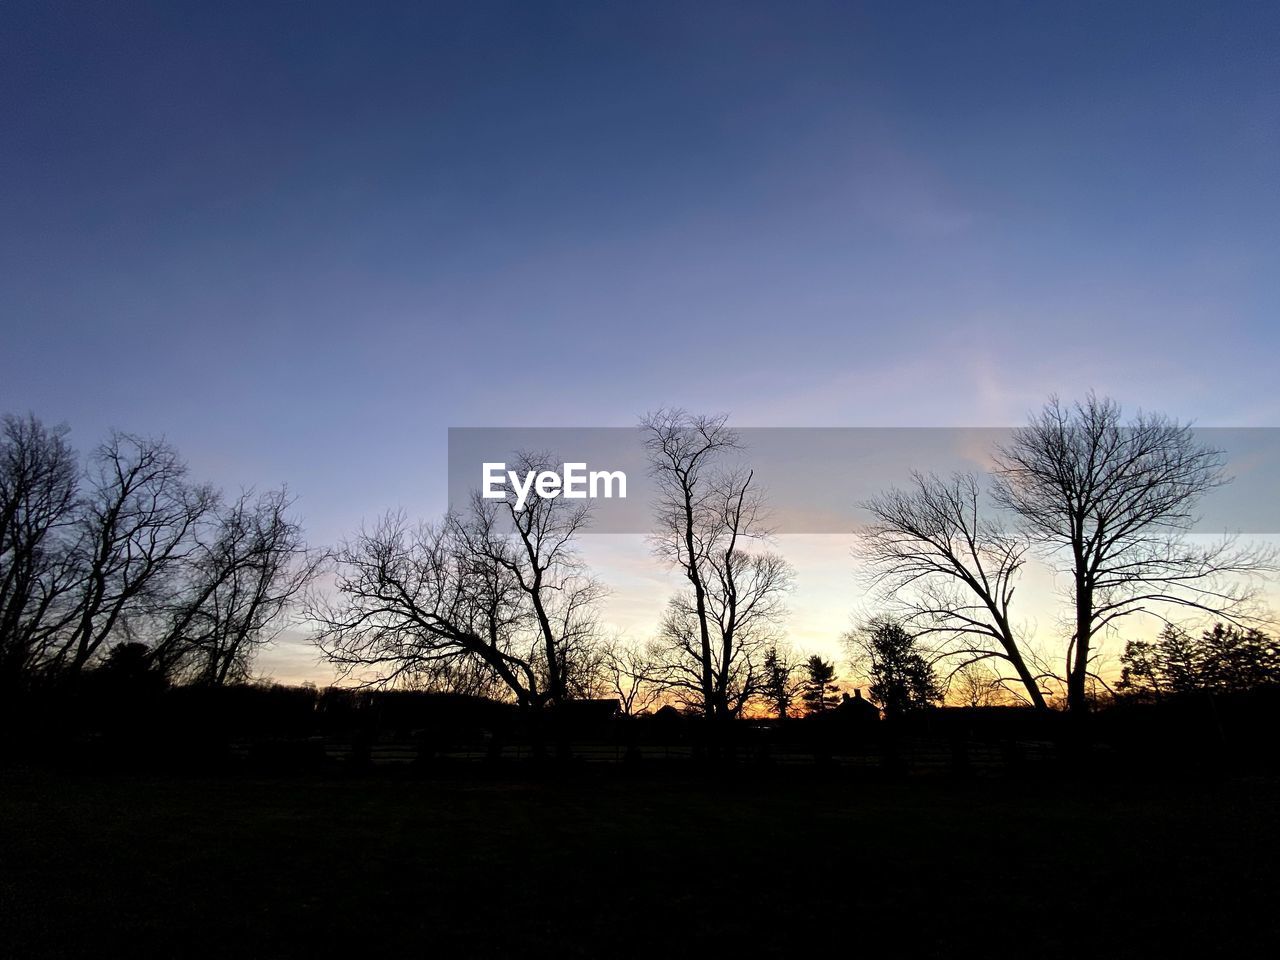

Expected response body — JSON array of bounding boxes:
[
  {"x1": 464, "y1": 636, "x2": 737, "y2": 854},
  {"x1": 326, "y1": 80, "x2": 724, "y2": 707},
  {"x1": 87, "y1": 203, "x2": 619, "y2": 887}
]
[{"x1": 3, "y1": 768, "x2": 1278, "y2": 958}]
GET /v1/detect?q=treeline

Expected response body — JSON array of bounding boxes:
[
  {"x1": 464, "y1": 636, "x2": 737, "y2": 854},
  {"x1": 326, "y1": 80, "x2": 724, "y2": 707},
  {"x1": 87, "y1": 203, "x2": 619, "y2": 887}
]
[
  {"x1": 4, "y1": 394, "x2": 1276, "y2": 730},
  {"x1": 0, "y1": 414, "x2": 318, "y2": 701},
  {"x1": 313, "y1": 398, "x2": 1276, "y2": 721},
  {"x1": 308, "y1": 415, "x2": 949, "y2": 725},
  {"x1": 1119, "y1": 623, "x2": 1280, "y2": 700}
]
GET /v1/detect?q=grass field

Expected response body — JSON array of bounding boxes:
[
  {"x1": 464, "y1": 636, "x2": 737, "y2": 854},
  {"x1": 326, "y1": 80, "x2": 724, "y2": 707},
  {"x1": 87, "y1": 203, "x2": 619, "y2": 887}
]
[{"x1": 3, "y1": 767, "x2": 1278, "y2": 957}]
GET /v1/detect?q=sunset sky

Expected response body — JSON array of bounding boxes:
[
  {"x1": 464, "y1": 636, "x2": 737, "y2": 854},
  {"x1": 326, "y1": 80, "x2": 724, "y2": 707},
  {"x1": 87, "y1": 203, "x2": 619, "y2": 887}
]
[{"x1": 3, "y1": 1, "x2": 1278, "y2": 684}]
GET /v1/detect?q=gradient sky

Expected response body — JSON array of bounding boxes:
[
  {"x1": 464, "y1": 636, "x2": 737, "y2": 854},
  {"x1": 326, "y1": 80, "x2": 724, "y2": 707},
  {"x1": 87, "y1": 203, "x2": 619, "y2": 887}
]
[{"x1": 4, "y1": 2, "x2": 1278, "y2": 683}]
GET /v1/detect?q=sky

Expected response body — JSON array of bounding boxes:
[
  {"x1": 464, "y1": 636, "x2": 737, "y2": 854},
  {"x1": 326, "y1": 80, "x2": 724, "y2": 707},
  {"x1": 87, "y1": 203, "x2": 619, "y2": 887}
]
[{"x1": 3, "y1": 1, "x2": 1278, "y2": 684}]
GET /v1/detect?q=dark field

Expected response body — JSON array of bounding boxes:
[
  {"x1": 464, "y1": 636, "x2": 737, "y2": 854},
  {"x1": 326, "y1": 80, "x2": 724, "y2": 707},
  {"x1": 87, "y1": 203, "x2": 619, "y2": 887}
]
[{"x1": 3, "y1": 768, "x2": 1278, "y2": 958}]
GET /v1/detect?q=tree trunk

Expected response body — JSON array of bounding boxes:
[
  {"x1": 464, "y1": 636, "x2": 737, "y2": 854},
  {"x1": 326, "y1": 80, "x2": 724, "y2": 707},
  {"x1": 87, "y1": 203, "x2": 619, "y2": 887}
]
[{"x1": 1068, "y1": 581, "x2": 1093, "y2": 714}]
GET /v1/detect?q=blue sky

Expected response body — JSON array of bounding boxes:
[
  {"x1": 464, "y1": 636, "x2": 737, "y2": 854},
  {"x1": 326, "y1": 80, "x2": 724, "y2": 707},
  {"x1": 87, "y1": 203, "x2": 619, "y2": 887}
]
[{"x1": 3, "y1": 2, "x2": 1278, "y2": 681}]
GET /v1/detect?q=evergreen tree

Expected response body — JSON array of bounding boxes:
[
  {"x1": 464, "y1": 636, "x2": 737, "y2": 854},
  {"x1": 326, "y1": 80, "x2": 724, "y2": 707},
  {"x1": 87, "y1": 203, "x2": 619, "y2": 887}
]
[
  {"x1": 800, "y1": 655, "x2": 839, "y2": 714},
  {"x1": 761, "y1": 644, "x2": 800, "y2": 719},
  {"x1": 845, "y1": 618, "x2": 941, "y2": 718},
  {"x1": 1118, "y1": 622, "x2": 1280, "y2": 698}
]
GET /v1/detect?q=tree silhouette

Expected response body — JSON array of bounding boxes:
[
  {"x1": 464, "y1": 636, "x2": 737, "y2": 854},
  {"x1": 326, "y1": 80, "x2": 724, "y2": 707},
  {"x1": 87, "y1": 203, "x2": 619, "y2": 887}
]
[
  {"x1": 458, "y1": 453, "x2": 605, "y2": 706},
  {"x1": 0, "y1": 414, "x2": 78, "y2": 696},
  {"x1": 602, "y1": 637, "x2": 670, "y2": 716},
  {"x1": 761, "y1": 643, "x2": 801, "y2": 719},
  {"x1": 859, "y1": 471, "x2": 1047, "y2": 709},
  {"x1": 950, "y1": 660, "x2": 1004, "y2": 707},
  {"x1": 154, "y1": 488, "x2": 319, "y2": 685},
  {"x1": 994, "y1": 394, "x2": 1275, "y2": 714},
  {"x1": 800, "y1": 655, "x2": 839, "y2": 714},
  {"x1": 846, "y1": 617, "x2": 941, "y2": 718},
  {"x1": 3, "y1": 416, "x2": 311, "y2": 690},
  {"x1": 310, "y1": 455, "x2": 603, "y2": 711},
  {"x1": 1119, "y1": 622, "x2": 1280, "y2": 699},
  {"x1": 642, "y1": 410, "x2": 792, "y2": 721},
  {"x1": 55, "y1": 433, "x2": 215, "y2": 674}
]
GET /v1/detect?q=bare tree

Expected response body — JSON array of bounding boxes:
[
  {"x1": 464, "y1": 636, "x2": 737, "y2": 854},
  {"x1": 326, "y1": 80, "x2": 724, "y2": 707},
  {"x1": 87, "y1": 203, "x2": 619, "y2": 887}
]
[
  {"x1": 993, "y1": 394, "x2": 1275, "y2": 714},
  {"x1": 51, "y1": 433, "x2": 214, "y2": 675},
  {"x1": 309, "y1": 511, "x2": 539, "y2": 704},
  {"x1": 310, "y1": 457, "x2": 604, "y2": 711},
  {"x1": 859, "y1": 471, "x2": 1048, "y2": 709},
  {"x1": 601, "y1": 636, "x2": 670, "y2": 716},
  {"x1": 157, "y1": 488, "x2": 319, "y2": 685},
  {"x1": 656, "y1": 550, "x2": 791, "y2": 717},
  {"x1": 642, "y1": 410, "x2": 793, "y2": 721},
  {"x1": 458, "y1": 453, "x2": 605, "y2": 705},
  {"x1": 950, "y1": 660, "x2": 1004, "y2": 708},
  {"x1": 0, "y1": 414, "x2": 79, "y2": 692},
  {"x1": 405, "y1": 656, "x2": 514, "y2": 699},
  {"x1": 4, "y1": 415, "x2": 317, "y2": 690}
]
